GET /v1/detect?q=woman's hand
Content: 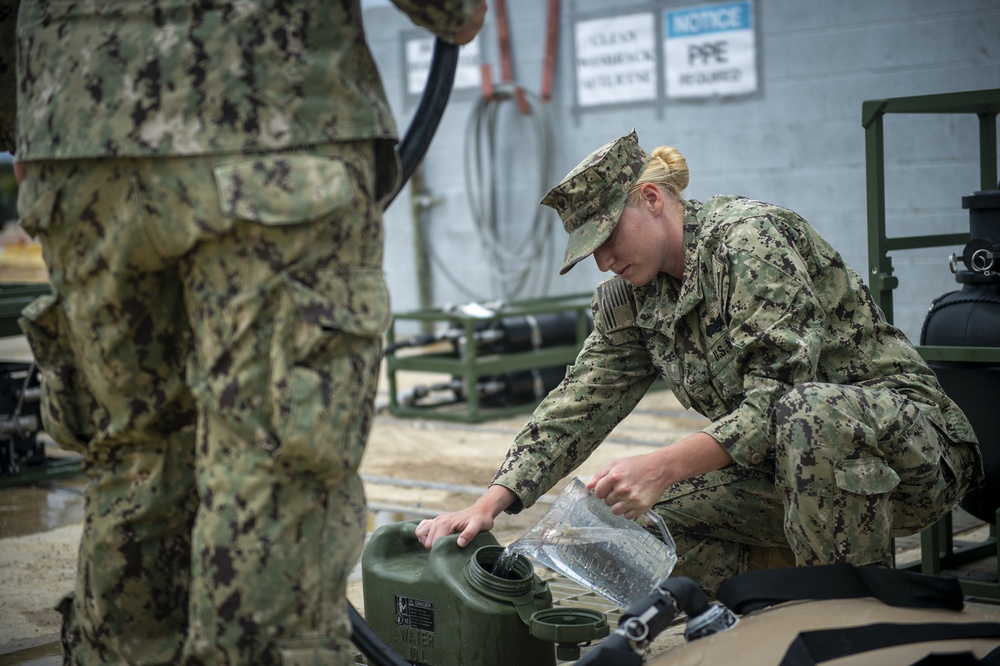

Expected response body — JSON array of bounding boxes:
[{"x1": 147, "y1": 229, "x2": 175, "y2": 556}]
[
  {"x1": 587, "y1": 432, "x2": 733, "y2": 519},
  {"x1": 414, "y1": 484, "x2": 516, "y2": 549},
  {"x1": 587, "y1": 451, "x2": 672, "y2": 519},
  {"x1": 415, "y1": 506, "x2": 495, "y2": 549}
]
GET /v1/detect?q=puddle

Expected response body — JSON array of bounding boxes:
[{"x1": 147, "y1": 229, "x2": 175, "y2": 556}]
[
  {"x1": 0, "y1": 642, "x2": 61, "y2": 666},
  {"x1": 0, "y1": 475, "x2": 86, "y2": 540}
]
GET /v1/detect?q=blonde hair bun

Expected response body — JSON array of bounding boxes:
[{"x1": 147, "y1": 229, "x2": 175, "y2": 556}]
[{"x1": 627, "y1": 144, "x2": 690, "y2": 204}]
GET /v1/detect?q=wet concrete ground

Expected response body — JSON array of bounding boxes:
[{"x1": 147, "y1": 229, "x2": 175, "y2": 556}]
[
  {"x1": 0, "y1": 475, "x2": 85, "y2": 540},
  {"x1": 0, "y1": 643, "x2": 61, "y2": 666},
  {"x1": 0, "y1": 469, "x2": 84, "y2": 666}
]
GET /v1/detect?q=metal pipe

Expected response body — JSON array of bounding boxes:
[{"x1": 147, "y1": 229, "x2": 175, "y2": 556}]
[{"x1": 362, "y1": 474, "x2": 556, "y2": 505}]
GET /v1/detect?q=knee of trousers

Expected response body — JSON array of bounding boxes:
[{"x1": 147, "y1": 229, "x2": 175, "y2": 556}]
[{"x1": 773, "y1": 383, "x2": 871, "y2": 450}]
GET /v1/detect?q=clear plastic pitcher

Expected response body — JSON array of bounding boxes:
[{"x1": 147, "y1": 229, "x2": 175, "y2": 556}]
[{"x1": 507, "y1": 477, "x2": 677, "y2": 610}]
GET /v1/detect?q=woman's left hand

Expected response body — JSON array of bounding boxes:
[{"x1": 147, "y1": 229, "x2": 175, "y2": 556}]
[
  {"x1": 586, "y1": 451, "x2": 672, "y2": 519},
  {"x1": 587, "y1": 432, "x2": 734, "y2": 519}
]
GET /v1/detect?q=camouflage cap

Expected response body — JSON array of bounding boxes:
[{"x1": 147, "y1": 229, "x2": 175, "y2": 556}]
[{"x1": 541, "y1": 129, "x2": 651, "y2": 275}]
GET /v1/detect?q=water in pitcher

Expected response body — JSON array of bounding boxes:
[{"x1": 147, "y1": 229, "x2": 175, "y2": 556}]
[{"x1": 492, "y1": 479, "x2": 677, "y2": 609}]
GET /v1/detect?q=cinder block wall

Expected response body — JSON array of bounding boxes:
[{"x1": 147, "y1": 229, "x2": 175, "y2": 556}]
[{"x1": 363, "y1": 0, "x2": 1000, "y2": 343}]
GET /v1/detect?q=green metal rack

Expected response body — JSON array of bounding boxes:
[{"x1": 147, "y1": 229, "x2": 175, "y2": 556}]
[
  {"x1": 0, "y1": 282, "x2": 50, "y2": 339},
  {"x1": 385, "y1": 294, "x2": 593, "y2": 423},
  {"x1": 864, "y1": 88, "x2": 1000, "y2": 598}
]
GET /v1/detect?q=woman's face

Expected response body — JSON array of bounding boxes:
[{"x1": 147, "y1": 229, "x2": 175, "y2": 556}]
[{"x1": 592, "y1": 188, "x2": 682, "y2": 286}]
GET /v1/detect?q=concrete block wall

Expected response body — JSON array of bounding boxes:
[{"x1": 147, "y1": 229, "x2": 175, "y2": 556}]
[{"x1": 363, "y1": 0, "x2": 1000, "y2": 342}]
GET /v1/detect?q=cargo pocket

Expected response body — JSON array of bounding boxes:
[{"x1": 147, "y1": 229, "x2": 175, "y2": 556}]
[
  {"x1": 834, "y1": 457, "x2": 900, "y2": 496},
  {"x1": 268, "y1": 268, "x2": 389, "y2": 479},
  {"x1": 206, "y1": 151, "x2": 389, "y2": 478},
  {"x1": 214, "y1": 154, "x2": 352, "y2": 224},
  {"x1": 17, "y1": 181, "x2": 59, "y2": 238},
  {"x1": 18, "y1": 295, "x2": 101, "y2": 453}
]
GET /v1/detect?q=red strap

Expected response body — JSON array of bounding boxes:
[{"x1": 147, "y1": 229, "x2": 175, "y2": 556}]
[
  {"x1": 540, "y1": 0, "x2": 560, "y2": 102},
  {"x1": 492, "y1": 0, "x2": 529, "y2": 114},
  {"x1": 481, "y1": 0, "x2": 560, "y2": 111},
  {"x1": 480, "y1": 62, "x2": 494, "y2": 99}
]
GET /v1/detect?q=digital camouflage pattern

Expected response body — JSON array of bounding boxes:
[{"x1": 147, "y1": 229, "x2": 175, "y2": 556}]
[
  {"x1": 7, "y1": 1, "x2": 482, "y2": 664},
  {"x1": 2, "y1": 0, "x2": 481, "y2": 197},
  {"x1": 493, "y1": 195, "x2": 984, "y2": 596},
  {"x1": 19, "y1": 141, "x2": 389, "y2": 666},
  {"x1": 5, "y1": 0, "x2": 480, "y2": 154},
  {"x1": 541, "y1": 129, "x2": 652, "y2": 275}
]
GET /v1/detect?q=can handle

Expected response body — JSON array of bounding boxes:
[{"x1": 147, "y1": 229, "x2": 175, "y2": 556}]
[
  {"x1": 400, "y1": 520, "x2": 419, "y2": 540},
  {"x1": 398, "y1": 519, "x2": 463, "y2": 553}
]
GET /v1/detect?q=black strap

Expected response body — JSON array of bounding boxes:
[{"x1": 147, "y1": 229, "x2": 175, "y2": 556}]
[
  {"x1": 912, "y1": 655, "x2": 985, "y2": 665},
  {"x1": 717, "y1": 564, "x2": 965, "y2": 614},
  {"x1": 913, "y1": 646, "x2": 1000, "y2": 666},
  {"x1": 779, "y1": 622, "x2": 1000, "y2": 666},
  {"x1": 574, "y1": 633, "x2": 644, "y2": 666}
]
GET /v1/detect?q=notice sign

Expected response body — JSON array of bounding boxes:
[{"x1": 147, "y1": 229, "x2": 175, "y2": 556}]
[
  {"x1": 406, "y1": 36, "x2": 482, "y2": 96},
  {"x1": 575, "y1": 13, "x2": 657, "y2": 107},
  {"x1": 664, "y1": 1, "x2": 757, "y2": 98}
]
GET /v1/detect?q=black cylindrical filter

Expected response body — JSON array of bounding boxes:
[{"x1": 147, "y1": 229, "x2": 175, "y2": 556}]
[
  {"x1": 456, "y1": 311, "x2": 592, "y2": 356},
  {"x1": 477, "y1": 366, "x2": 568, "y2": 407},
  {"x1": 920, "y1": 187, "x2": 1000, "y2": 524}
]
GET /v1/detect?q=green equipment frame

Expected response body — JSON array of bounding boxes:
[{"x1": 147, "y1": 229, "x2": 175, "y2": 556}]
[
  {"x1": 864, "y1": 88, "x2": 1000, "y2": 599},
  {"x1": 0, "y1": 283, "x2": 50, "y2": 339},
  {"x1": 384, "y1": 293, "x2": 593, "y2": 423}
]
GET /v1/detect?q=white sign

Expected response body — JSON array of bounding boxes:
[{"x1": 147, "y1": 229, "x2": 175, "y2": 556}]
[
  {"x1": 575, "y1": 13, "x2": 657, "y2": 107},
  {"x1": 664, "y1": 1, "x2": 757, "y2": 99},
  {"x1": 405, "y1": 37, "x2": 482, "y2": 96}
]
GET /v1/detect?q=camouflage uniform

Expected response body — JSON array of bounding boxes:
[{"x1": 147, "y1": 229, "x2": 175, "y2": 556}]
[
  {"x1": 2, "y1": 1, "x2": 481, "y2": 664},
  {"x1": 494, "y1": 141, "x2": 984, "y2": 596}
]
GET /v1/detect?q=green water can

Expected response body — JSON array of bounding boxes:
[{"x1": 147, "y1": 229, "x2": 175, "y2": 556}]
[{"x1": 361, "y1": 520, "x2": 557, "y2": 666}]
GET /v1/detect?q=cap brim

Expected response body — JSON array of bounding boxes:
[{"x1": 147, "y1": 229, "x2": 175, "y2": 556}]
[{"x1": 558, "y1": 201, "x2": 627, "y2": 275}]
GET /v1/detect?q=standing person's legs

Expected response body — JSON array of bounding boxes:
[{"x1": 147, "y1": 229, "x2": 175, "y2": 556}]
[
  {"x1": 168, "y1": 143, "x2": 388, "y2": 665},
  {"x1": 17, "y1": 160, "x2": 199, "y2": 665}
]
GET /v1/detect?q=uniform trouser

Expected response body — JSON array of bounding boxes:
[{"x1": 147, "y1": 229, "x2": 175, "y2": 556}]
[
  {"x1": 16, "y1": 142, "x2": 389, "y2": 665},
  {"x1": 651, "y1": 383, "x2": 982, "y2": 598}
]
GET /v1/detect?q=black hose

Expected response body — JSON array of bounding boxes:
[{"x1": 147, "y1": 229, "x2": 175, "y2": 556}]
[
  {"x1": 349, "y1": 603, "x2": 412, "y2": 666},
  {"x1": 349, "y1": 36, "x2": 460, "y2": 666},
  {"x1": 657, "y1": 576, "x2": 710, "y2": 619},
  {"x1": 575, "y1": 576, "x2": 710, "y2": 666},
  {"x1": 382, "y1": 38, "x2": 460, "y2": 208}
]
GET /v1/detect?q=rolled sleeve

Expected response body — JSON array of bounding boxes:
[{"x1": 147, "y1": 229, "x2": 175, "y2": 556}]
[
  {"x1": 391, "y1": 0, "x2": 483, "y2": 43},
  {"x1": 492, "y1": 328, "x2": 657, "y2": 511},
  {"x1": 704, "y1": 410, "x2": 766, "y2": 467}
]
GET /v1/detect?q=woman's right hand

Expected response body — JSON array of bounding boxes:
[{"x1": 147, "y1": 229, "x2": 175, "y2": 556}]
[
  {"x1": 414, "y1": 484, "x2": 517, "y2": 549},
  {"x1": 415, "y1": 506, "x2": 495, "y2": 549}
]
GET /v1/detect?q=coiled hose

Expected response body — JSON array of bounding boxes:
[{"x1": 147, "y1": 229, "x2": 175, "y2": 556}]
[{"x1": 463, "y1": 82, "x2": 556, "y2": 300}]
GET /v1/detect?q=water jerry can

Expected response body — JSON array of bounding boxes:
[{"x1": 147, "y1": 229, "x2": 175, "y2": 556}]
[{"x1": 361, "y1": 520, "x2": 557, "y2": 666}]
